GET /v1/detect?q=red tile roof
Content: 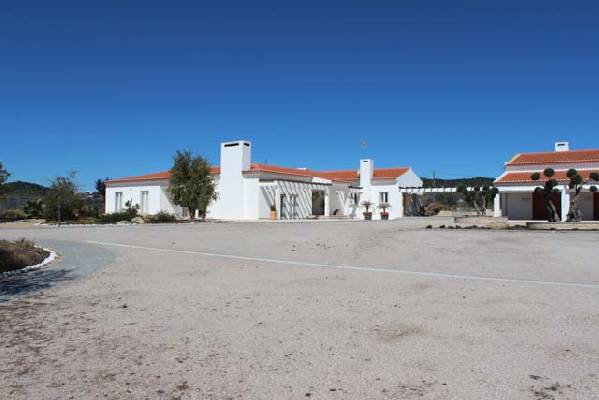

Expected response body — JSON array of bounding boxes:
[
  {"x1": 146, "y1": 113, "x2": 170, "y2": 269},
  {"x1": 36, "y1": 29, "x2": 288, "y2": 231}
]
[
  {"x1": 107, "y1": 167, "x2": 221, "y2": 183},
  {"x1": 107, "y1": 164, "x2": 410, "y2": 184},
  {"x1": 495, "y1": 169, "x2": 599, "y2": 184},
  {"x1": 506, "y1": 149, "x2": 599, "y2": 166}
]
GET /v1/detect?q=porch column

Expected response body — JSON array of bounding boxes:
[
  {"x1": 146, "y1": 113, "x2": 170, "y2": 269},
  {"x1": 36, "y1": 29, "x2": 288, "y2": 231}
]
[
  {"x1": 275, "y1": 185, "x2": 281, "y2": 220},
  {"x1": 324, "y1": 188, "x2": 330, "y2": 217},
  {"x1": 493, "y1": 193, "x2": 502, "y2": 217},
  {"x1": 561, "y1": 189, "x2": 570, "y2": 222}
]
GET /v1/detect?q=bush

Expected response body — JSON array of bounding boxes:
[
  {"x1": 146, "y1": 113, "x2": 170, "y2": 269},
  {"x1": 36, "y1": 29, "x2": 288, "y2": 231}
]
[
  {"x1": 99, "y1": 210, "x2": 137, "y2": 224},
  {"x1": 0, "y1": 208, "x2": 28, "y2": 222},
  {"x1": 145, "y1": 211, "x2": 177, "y2": 224}
]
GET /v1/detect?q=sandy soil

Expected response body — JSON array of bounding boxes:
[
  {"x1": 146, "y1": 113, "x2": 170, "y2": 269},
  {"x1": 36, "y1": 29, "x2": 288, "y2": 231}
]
[{"x1": 1, "y1": 219, "x2": 598, "y2": 399}]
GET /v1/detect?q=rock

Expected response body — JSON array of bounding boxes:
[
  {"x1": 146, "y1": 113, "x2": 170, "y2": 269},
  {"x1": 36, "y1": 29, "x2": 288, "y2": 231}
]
[
  {"x1": 488, "y1": 222, "x2": 510, "y2": 230},
  {"x1": 131, "y1": 217, "x2": 145, "y2": 224}
]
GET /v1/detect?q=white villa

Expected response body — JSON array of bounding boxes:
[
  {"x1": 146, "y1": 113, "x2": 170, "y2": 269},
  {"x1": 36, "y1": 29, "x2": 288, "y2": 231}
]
[
  {"x1": 494, "y1": 142, "x2": 599, "y2": 221},
  {"x1": 105, "y1": 140, "x2": 423, "y2": 220}
]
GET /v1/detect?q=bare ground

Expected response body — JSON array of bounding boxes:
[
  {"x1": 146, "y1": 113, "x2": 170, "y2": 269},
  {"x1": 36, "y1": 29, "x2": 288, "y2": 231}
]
[{"x1": 1, "y1": 219, "x2": 598, "y2": 399}]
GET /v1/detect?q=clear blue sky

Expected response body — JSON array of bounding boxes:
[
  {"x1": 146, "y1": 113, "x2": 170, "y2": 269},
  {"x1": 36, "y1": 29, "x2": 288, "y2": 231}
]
[{"x1": 1, "y1": 0, "x2": 598, "y2": 190}]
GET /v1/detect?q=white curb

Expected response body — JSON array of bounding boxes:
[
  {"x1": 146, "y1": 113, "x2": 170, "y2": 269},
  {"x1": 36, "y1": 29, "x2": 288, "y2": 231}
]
[{"x1": 1, "y1": 247, "x2": 57, "y2": 278}]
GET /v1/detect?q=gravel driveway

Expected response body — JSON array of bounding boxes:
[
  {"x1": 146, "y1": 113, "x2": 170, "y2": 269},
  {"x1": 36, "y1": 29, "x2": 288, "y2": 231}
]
[{"x1": 1, "y1": 219, "x2": 598, "y2": 399}]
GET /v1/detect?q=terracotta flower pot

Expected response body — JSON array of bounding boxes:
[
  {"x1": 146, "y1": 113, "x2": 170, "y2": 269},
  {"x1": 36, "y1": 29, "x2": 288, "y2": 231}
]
[{"x1": 270, "y1": 210, "x2": 278, "y2": 220}]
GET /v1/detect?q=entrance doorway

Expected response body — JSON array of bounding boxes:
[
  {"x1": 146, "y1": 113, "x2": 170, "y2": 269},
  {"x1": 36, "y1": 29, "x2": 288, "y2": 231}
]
[
  {"x1": 532, "y1": 192, "x2": 561, "y2": 221},
  {"x1": 312, "y1": 190, "x2": 325, "y2": 216},
  {"x1": 594, "y1": 193, "x2": 599, "y2": 221}
]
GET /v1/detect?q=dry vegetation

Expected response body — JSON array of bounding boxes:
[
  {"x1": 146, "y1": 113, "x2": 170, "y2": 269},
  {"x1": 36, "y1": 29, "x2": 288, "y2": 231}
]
[{"x1": 0, "y1": 239, "x2": 49, "y2": 273}]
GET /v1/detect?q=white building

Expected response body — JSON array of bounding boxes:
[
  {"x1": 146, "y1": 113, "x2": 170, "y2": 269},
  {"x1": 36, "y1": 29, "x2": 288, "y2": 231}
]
[
  {"x1": 105, "y1": 140, "x2": 423, "y2": 221},
  {"x1": 494, "y1": 142, "x2": 599, "y2": 221}
]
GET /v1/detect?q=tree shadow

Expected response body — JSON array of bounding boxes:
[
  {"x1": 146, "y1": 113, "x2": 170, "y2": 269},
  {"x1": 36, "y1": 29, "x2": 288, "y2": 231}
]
[{"x1": 0, "y1": 268, "x2": 74, "y2": 302}]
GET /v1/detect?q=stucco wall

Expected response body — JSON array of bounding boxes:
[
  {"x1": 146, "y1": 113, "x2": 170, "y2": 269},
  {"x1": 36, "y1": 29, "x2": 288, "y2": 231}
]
[{"x1": 105, "y1": 182, "x2": 166, "y2": 215}]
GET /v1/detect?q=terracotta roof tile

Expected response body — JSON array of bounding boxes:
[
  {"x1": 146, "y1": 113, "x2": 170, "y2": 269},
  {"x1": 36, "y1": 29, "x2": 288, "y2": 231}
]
[
  {"x1": 107, "y1": 167, "x2": 220, "y2": 183},
  {"x1": 495, "y1": 169, "x2": 599, "y2": 184},
  {"x1": 506, "y1": 149, "x2": 599, "y2": 166},
  {"x1": 107, "y1": 164, "x2": 410, "y2": 184}
]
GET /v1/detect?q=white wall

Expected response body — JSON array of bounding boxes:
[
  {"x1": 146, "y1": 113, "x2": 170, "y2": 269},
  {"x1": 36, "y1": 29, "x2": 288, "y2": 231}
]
[
  {"x1": 215, "y1": 140, "x2": 252, "y2": 219},
  {"x1": 396, "y1": 168, "x2": 424, "y2": 188},
  {"x1": 105, "y1": 182, "x2": 165, "y2": 215}
]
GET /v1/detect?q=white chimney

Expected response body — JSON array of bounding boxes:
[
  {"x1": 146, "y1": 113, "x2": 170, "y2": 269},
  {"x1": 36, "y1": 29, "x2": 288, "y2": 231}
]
[
  {"x1": 221, "y1": 140, "x2": 251, "y2": 173},
  {"x1": 219, "y1": 140, "x2": 252, "y2": 219},
  {"x1": 359, "y1": 159, "x2": 374, "y2": 198},
  {"x1": 555, "y1": 141, "x2": 569, "y2": 152}
]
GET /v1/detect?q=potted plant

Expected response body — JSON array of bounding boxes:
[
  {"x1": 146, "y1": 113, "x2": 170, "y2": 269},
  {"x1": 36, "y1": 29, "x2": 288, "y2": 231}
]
[
  {"x1": 379, "y1": 202, "x2": 391, "y2": 220},
  {"x1": 361, "y1": 200, "x2": 373, "y2": 220},
  {"x1": 270, "y1": 204, "x2": 278, "y2": 220}
]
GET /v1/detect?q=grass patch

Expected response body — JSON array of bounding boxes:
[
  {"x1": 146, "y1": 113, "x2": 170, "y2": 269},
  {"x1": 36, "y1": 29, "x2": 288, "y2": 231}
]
[{"x1": 0, "y1": 239, "x2": 50, "y2": 273}]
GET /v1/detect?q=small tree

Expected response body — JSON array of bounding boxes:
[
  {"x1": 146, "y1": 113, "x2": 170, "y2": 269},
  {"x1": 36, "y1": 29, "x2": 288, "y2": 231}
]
[
  {"x1": 0, "y1": 161, "x2": 9, "y2": 196},
  {"x1": 95, "y1": 177, "x2": 109, "y2": 206},
  {"x1": 24, "y1": 199, "x2": 44, "y2": 219},
  {"x1": 43, "y1": 172, "x2": 83, "y2": 222},
  {"x1": 456, "y1": 185, "x2": 498, "y2": 216},
  {"x1": 531, "y1": 168, "x2": 561, "y2": 222},
  {"x1": 168, "y1": 150, "x2": 218, "y2": 221},
  {"x1": 565, "y1": 169, "x2": 599, "y2": 222}
]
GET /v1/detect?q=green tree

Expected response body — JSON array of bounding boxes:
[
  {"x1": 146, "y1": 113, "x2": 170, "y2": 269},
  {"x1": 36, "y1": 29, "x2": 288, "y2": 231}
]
[
  {"x1": 43, "y1": 172, "x2": 83, "y2": 222},
  {"x1": 531, "y1": 168, "x2": 560, "y2": 222},
  {"x1": 564, "y1": 169, "x2": 599, "y2": 222},
  {"x1": 0, "y1": 162, "x2": 9, "y2": 196},
  {"x1": 95, "y1": 177, "x2": 110, "y2": 214},
  {"x1": 456, "y1": 185, "x2": 498, "y2": 216},
  {"x1": 168, "y1": 151, "x2": 218, "y2": 221}
]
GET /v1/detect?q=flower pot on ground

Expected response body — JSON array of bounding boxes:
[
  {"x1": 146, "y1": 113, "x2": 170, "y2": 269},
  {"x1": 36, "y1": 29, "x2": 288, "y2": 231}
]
[
  {"x1": 379, "y1": 202, "x2": 391, "y2": 221},
  {"x1": 361, "y1": 200, "x2": 374, "y2": 221},
  {"x1": 270, "y1": 205, "x2": 278, "y2": 220}
]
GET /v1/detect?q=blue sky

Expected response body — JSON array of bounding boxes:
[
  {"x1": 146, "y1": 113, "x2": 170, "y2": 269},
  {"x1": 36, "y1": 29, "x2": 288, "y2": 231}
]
[{"x1": 1, "y1": 0, "x2": 598, "y2": 190}]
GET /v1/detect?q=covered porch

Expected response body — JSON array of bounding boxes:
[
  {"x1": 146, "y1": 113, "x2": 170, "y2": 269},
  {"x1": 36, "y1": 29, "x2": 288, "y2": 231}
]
[
  {"x1": 259, "y1": 180, "x2": 361, "y2": 220},
  {"x1": 494, "y1": 187, "x2": 599, "y2": 221}
]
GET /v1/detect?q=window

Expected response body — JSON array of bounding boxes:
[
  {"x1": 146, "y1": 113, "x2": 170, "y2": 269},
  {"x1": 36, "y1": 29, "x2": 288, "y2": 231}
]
[
  {"x1": 140, "y1": 191, "x2": 149, "y2": 214},
  {"x1": 115, "y1": 192, "x2": 123, "y2": 211},
  {"x1": 379, "y1": 192, "x2": 389, "y2": 203}
]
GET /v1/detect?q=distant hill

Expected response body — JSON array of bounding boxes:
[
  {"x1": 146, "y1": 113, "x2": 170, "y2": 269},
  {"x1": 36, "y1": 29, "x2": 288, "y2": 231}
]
[
  {"x1": 0, "y1": 181, "x2": 49, "y2": 211},
  {"x1": 420, "y1": 177, "x2": 495, "y2": 188},
  {"x1": 2, "y1": 181, "x2": 49, "y2": 197}
]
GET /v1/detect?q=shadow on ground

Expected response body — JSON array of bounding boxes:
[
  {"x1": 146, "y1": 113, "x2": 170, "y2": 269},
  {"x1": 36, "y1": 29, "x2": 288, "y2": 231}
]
[{"x1": 0, "y1": 239, "x2": 114, "y2": 303}]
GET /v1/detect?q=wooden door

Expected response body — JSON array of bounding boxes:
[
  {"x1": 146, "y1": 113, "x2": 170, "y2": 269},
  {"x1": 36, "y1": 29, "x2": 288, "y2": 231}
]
[{"x1": 533, "y1": 192, "x2": 561, "y2": 221}]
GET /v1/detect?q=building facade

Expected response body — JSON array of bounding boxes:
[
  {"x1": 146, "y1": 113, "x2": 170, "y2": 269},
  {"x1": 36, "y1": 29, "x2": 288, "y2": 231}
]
[
  {"x1": 494, "y1": 142, "x2": 599, "y2": 221},
  {"x1": 105, "y1": 140, "x2": 422, "y2": 221}
]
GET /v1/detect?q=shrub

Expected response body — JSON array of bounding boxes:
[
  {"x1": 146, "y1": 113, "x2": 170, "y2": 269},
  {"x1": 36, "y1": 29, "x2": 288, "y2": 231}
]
[
  {"x1": 0, "y1": 208, "x2": 28, "y2": 222},
  {"x1": 99, "y1": 211, "x2": 136, "y2": 224},
  {"x1": 145, "y1": 211, "x2": 177, "y2": 224}
]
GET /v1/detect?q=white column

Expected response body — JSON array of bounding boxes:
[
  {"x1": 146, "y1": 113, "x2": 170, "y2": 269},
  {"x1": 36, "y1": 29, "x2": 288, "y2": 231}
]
[
  {"x1": 398, "y1": 191, "x2": 405, "y2": 218},
  {"x1": 324, "y1": 189, "x2": 330, "y2": 217},
  {"x1": 493, "y1": 193, "x2": 502, "y2": 217},
  {"x1": 275, "y1": 185, "x2": 281, "y2": 220},
  {"x1": 561, "y1": 189, "x2": 570, "y2": 222}
]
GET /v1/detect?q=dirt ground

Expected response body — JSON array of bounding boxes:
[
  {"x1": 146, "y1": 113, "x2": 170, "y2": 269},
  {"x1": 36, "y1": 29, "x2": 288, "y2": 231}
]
[{"x1": 1, "y1": 219, "x2": 598, "y2": 399}]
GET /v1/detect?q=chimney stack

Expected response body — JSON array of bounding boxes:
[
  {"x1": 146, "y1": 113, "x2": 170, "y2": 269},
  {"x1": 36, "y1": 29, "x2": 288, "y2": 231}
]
[{"x1": 555, "y1": 141, "x2": 569, "y2": 152}]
